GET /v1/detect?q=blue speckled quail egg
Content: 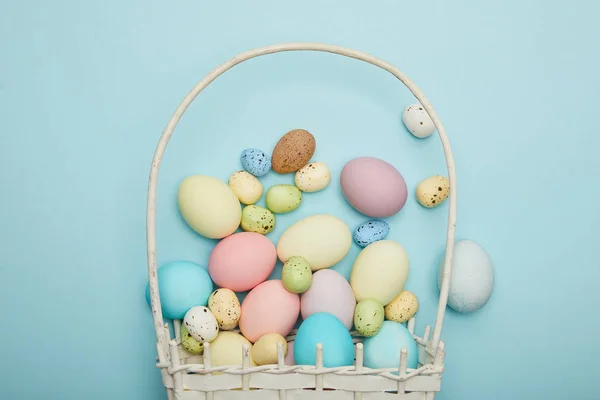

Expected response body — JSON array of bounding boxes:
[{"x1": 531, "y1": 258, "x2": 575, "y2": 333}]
[
  {"x1": 183, "y1": 306, "x2": 219, "y2": 343},
  {"x1": 353, "y1": 220, "x2": 390, "y2": 247},
  {"x1": 240, "y1": 148, "x2": 271, "y2": 177}
]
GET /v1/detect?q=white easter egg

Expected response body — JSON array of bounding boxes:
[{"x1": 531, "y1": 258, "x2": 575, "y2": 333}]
[
  {"x1": 277, "y1": 214, "x2": 352, "y2": 270},
  {"x1": 438, "y1": 240, "x2": 494, "y2": 313},
  {"x1": 294, "y1": 162, "x2": 331, "y2": 192},
  {"x1": 402, "y1": 103, "x2": 436, "y2": 139},
  {"x1": 183, "y1": 306, "x2": 220, "y2": 343}
]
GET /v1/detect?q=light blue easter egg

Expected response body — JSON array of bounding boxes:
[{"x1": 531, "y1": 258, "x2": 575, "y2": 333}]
[
  {"x1": 438, "y1": 239, "x2": 494, "y2": 313},
  {"x1": 352, "y1": 220, "x2": 390, "y2": 247},
  {"x1": 363, "y1": 321, "x2": 418, "y2": 370},
  {"x1": 145, "y1": 261, "x2": 214, "y2": 320},
  {"x1": 294, "y1": 312, "x2": 354, "y2": 367},
  {"x1": 240, "y1": 148, "x2": 271, "y2": 177}
]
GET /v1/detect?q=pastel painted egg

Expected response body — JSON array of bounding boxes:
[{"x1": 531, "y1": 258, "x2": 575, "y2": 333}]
[
  {"x1": 239, "y1": 280, "x2": 300, "y2": 342},
  {"x1": 177, "y1": 175, "x2": 241, "y2": 239},
  {"x1": 145, "y1": 261, "x2": 214, "y2": 320},
  {"x1": 294, "y1": 162, "x2": 331, "y2": 192},
  {"x1": 282, "y1": 256, "x2": 312, "y2": 294},
  {"x1": 208, "y1": 288, "x2": 241, "y2": 330},
  {"x1": 277, "y1": 214, "x2": 352, "y2": 270},
  {"x1": 251, "y1": 333, "x2": 288, "y2": 365},
  {"x1": 183, "y1": 306, "x2": 219, "y2": 343},
  {"x1": 353, "y1": 299, "x2": 384, "y2": 337},
  {"x1": 416, "y1": 176, "x2": 450, "y2": 208},
  {"x1": 266, "y1": 184, "x2": 302, "y2": 214},
  {"x1": 241, "y1": 205, "x2": 276, "y2": 235},
  {"x1": 353, "y1": 220, "x2": 389, "y2": 248},
  {"x1": 228, "y1": 170, "x2": 263, "y2": 205},
  {"x1": 402, "y1": 103, "x2": 436, "y2": 139},
  {"x1": 208, "y1": 232, "x2": 277, "y2": 292},
  {"x1": 240, "y1": 148, "x2": 271, "y2": 177},
  {"x1": 210, "y1": 331, "x2": 257, "y2": 367},
  {"x1": 385, "y1": 290, "x2": 419, "y2": 323},
  {"x1": 340, "y1": 157, "x2": 408, "y2": 218},
  {"x1": 285, "y1": 341, "x2": 295, "y2": 365},
  {"x1": 294, "y1": 312, "x2": 354, "y2": 367},
  {"x1": 363, "y1": 321, "x2": 418, "y2": 370},
  {"x1": 350, "y1": 240, "x2": 409, "y2": 305},
  {"x1": 439, "y1": 239, "x2": 494, "y2": 313},
  {"x1": 181, "y1": 324, "x2": 203, "y2": 355},
  {"x1": 301, "y1": 269, "x2": 356, "y2": 330}
]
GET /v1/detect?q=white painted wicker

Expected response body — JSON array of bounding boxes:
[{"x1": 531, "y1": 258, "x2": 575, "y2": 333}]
[{"x1": 146, "y1": 43, "x2": 457, "y2": 400}]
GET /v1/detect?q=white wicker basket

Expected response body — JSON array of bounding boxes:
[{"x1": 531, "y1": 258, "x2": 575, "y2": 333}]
[{"x1": 146, "y1": 42, "x2": 457, "y2": 400}]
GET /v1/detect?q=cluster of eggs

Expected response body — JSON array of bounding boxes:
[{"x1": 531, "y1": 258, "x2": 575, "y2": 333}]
[{"x1": 146, "y1": 106, "x2": 495, "y2": 370}]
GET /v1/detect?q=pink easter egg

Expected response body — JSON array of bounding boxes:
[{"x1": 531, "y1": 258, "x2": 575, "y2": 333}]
[
  {"x1": 239, "y1": 280, "x2": 300, "y2": 342},
  {"x1": 340, "y1": 157, "x2": 408, "y2": 218},
  {"x1": 285, "y1": 341, "x2": 295, "y2": 365},
  {"x1": 208, "y1": 232, "x2": 277, "y2": 292},
  {"x1": 300, "y1": 269, "x2": 356, "y2": 330}
]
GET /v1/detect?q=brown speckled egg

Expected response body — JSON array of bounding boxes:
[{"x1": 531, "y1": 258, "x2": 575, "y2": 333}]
[
  {"x1": 208, "y1": 288, "x2": 241, "y2": 330},
  {"x1": 384, "y1": 290, "x2": 419, "y2": 323},
  {"x1": 416, "y1": 176, "x2": 450, "y2": 208},
  {"x1": 271, "y1": 129, "x2": 316, "y2": 174}
]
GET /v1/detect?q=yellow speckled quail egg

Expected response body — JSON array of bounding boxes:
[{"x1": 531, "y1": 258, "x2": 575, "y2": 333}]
[
  {"x1": 416, "y1": 176, "x2": 450, "y2": 208},
  {"x1": 384, "y1": 290, "x2": 419, "y2": 323},
  {"x1": 402, "y1": 103, "x2": 436, "y2": 138},
  {"x1": 251, "y1": 333, "x2": 288, "y2": 365},
  {"x1": 228, "y1": 170, "x2": 263, "y2": 205},
  {"x1": 208, "y1": 288, "x2": 241, "y2": 330},
  {"x1": 354, "y1": 298, "x2": 384, "y2": 337},
  {"x1": 294, "y1": 162, "x2": 331, "y2": 193},
  {"x1": 241, "y1": 205, "x2": 276, "y2": 235}
]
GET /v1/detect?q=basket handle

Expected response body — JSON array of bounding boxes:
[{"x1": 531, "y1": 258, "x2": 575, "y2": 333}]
[{"x1": 146, "y1": 42, "x2": 457, "y2": 363}]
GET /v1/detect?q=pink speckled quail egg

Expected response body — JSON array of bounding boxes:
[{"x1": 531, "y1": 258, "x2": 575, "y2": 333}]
[
  {"x1": 402, "y1": 103, "x2": 436, "y2": 138},
  {"x1": 183, "y1": 306, "x2": 219, "y2": 343}
]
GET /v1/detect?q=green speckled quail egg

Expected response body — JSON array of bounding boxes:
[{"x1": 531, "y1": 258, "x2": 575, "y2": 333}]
[
  {"x1": 402, "y1": 103, "x2": 436, "y2": 138},
  {"x1": 416, "y1": 176, "x2": 450, "y2": 208},
  {"x1": 282, "y1": 256, "x2": 312, "y2": 294},
  {"x1": 181, "y1": 324, "x2": 204, "y2": 355},
  {"x1": 353, "y1": 298, "x2": 384, "y2": 337},
  {"x1": 241, "y1": 205, "x2": 276, "y2": 234}
]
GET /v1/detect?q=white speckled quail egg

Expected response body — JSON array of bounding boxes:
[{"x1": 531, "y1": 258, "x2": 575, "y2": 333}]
[
  {"x1": 228, "y1": 170, "x2": 263, "y2": 205},
  {"x1": 208, "y1": 288, "x2": 241, "y2": 330},
  {"x1": 416, "y1": 176, "x2": 450, "y2": 208},
  {"x1": 402, "y1": 103, "x2": 436, "y2": 138},
  {"x1": 384, "y1": 290, "x2": 419, "y2": 323},
  {"x1": 183, "y1": 306, "x2": 219, "y2": 343}
]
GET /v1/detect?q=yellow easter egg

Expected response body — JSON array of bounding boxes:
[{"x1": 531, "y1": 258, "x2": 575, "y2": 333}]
[
  {"x1": 277, "y1": 214, "x2": 352, "y2": 270},
  {"x1": 210, "y1": 332, "x2": 257, "y2": 368},
  {"x1": 350, "y1": 240, "x2": 409, "y2": 305},
  {"x1": 177, "y1": 175, "x2": 241, "y2": 239},
  {"x1": 251, "y1": 333, "x2": 288, "y2": 365}
]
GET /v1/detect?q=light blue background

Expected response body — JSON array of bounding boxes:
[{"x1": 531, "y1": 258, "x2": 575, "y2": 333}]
[{"x1": 1, "y1": 1, "x2": 598, "y2": 399}]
